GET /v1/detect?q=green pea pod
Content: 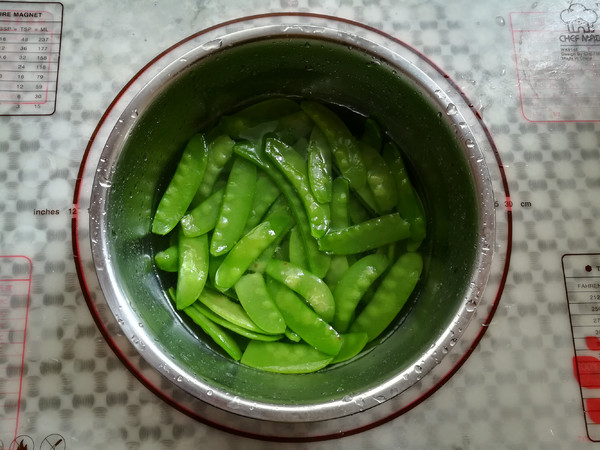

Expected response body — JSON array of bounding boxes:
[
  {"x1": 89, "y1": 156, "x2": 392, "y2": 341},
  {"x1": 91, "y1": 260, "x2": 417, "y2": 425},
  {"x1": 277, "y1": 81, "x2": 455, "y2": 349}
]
[
  {"x1": 288, "y1": 225, "x2": 308, "y2": 271},
  {"x1": 361, "y1": 118, "x2": 383, "y2": 151},
  {"x1": 180, "y1": 187, "x2": 225, "y2": 237},
  {"x1": 285, "y1": 328, "x2": 301, "y2": 342},
  {"x1": 331, "y1": 332, "x2": 369, "y2": 364},
  {"x1": 197, "y1": 288, "x2": 272, "y2": 334},
  {"x1": 243, "y1": 172, "x2": 281, "y2": 234},
  {"x1": 381, "y1": 142, "x2": 426, "y2": 244},
  {"x1": 176, "y1": 231, "x2": 209, "y2": 310},
  {"x1": 359, "y1": 142, "x2": 398, "y2": 213},
  {"x1": 155, "y1": 245, "x2": 178, "y2": 272},
  {"x1": 266, "y1": 278, "x2": 342, "y2": 356},
  {"x1": 265, "y1": 259, "x2": 335, "y2": 323},
  {"x1": 219, "y1": 97, "x2": 300, "y2": 142},
  {"x1": 193, "y1": 134, "x2": 235, "y2": 203},
  {"x1": 235, "y1": 273, "x2": 286, "y2": 334},
  {"x1": 300, "y1": 101, "x2": 367, "y2": 189},
  {"x1": 307, "y1": 127, "x2": 333, "y2": 204},
  {"x1": 348, "y1": 194, "x2": 372, "y2": 224},
  {"x1": 214, "y1": 211, "x2": 292, "y2": 291},
  {"x1": 234, "y1": 141, "x2": 331, "y2": 277},
  {"x1": 350, "y1": 252, "x2": 423, "y2": 342},
  {"x1": 210, "y1": 156, "x2": 257, "y2": 256},
  {"x1": 333, "y1": 253, "x2": 390, "y2": 332},
  {"x1": 189, "y1": 302, "x2": 283, "y2": 342},
  {"x1": 274, "y1": 110, "x2": 314, "y2": 145},
  {"x1": 318, "y1": 212, "x2": 411, "y2": 255},
  {"x1": 264, "y1": 137, "x2": 330, "y2": 239},
  {"x1": 324, "y1": 255, "x2": 349, "y2": 291},
  {"x1": 181, "y1": 304, "x2": 242, "y2": 361},
  {"x1": 152, "y1": 134, "x2": 209, "y2": 235},
  {"x1": 330, "y1": 177, "x2": 350, "y2": 229},
  {"x1": 241, "y1": 340, "x2": 333, "y2": 374}
]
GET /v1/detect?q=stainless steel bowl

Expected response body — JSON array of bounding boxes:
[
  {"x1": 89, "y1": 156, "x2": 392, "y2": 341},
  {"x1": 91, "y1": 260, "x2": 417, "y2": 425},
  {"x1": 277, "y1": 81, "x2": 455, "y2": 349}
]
[{"x1": 85, "y1": 14, "x2": 497, "y2": 424}]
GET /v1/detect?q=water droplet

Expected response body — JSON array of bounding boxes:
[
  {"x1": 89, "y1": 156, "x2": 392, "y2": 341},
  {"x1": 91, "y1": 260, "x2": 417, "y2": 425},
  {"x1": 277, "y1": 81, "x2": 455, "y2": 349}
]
[
  {"x1": 465, "y1": 301, "x2": 477, "y2": 312},
  {"x1": 98, "y1": 178, "x2": 112, "y2": 188},
  {"x1": 342, "y1": 395, "x2": 353, "y2": 402},
  {"x1": 434, "y1": 89, "x2": 444, "y2": 99},
  {"x1": 465, "y1": 139, "x2": 475, "y2": 149},
  {"x1": 203, "y1": 39, "x2": 223, "y2": 51},
  {"x1": 176, "y1": 375, "x2": 183, "y2": 382},
  {"x1": 206, "y1": 390, "x2": 213, "y2": 397},
  {"x1": 130, "y1": 109, "x2": 138, "y2": 119},
  {"x1": 445, "y1": 103, "x2": 458, "y2": 116},
  {"x1": 496, "y1": 16, "x2": 505, "y2": 26},
  {"x1": 374, "y1": 395, "x2": 386, "y2": 404},
  {"x1": 415, "y1": 365, "x2": 423, "y2": 374},
  {"x1": 449, "y1": 338, "x2": 458, "y2": 347},
  {"x1": 354, "y1": 397, "x2": 365, "y2": 408}
]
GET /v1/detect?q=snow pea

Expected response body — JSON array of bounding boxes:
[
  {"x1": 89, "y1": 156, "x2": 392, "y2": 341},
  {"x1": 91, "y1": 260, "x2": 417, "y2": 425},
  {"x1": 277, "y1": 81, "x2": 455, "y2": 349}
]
[
  {"x1": 318, "y1": 212, "x2": 411, "y2": 255},
  {"x1": 180, "y1": 187, "x2": 225, "y2": 237},
  {"x1": 152, "y1": 133, "x2": 209, "y2": 235},
  {"x1": 233, "y1": 141, "x2": 330, "y2": 277},
  {"x1": 264, "y1": 137, "x2": 330, "y2": 239},
  {"x1": 288, "y1": 225, "x2": 308, "y2": 271},
  {"x1": 265, "y1": 259, "x2": 335, "y2": 323},
  {"x1": 359, "y1": 142, "x2": 397, "y2": 213},
  {"x1": 266, "y1": 278, "x2": 342, "y2": 356},
  {"x1": 381, "y1": 142, "x2": 426, "y2": 245},
  {"x1": 300, "y1": 100, "x2": 367, "y2": 189},
  {"x1": 330, "y1": 332, "x2": 369, "y2": 364},
  {"x1": 175, "y1": 231, "x2": 209, "y2": 310},
  {"x1": 218, "y1": 97, "x2": 300, "y2": 142},
  {"x1": 235, "y1": 273, "x2": 286, "y2": 334},
  {"x1": 332, "y1": 253, "x2": 390, "y2": 332},
  {"x1": 214, "y1": 211, "x2": 292, "y2": 291},
  {"x1": 182, "y1": 304, "x2": 242, "y2": 360},
  {"x1": 361, "y1": 118, "x2": 383, "y2": 151},
  {"x1": 210, "y1": 156, "x2": 256, "y2": 256},
  {"x1": 330, "y1": 177, "x2": 350, "y2": 229},
  {"x1": 241, "y1": 340, "x2": 333, "y2": 374},
  {"x1": 307, "y1": 127, "x2": 333, "y2": 204},
  {"x1": 193, "y1": 134, "x2": 235, "y2": 204},
  {"x1": 348, "y1": 195, "x2": 372, "y2": 224},
  {"x1": 197, "y1": 288, "x2": 272, "y2": 334},
  {"x1": 154, "y1": 245, "x2": 178, "y2": 272},
  {"x1": 242, "y1": 172, "x2": 281, "y2": 234},
  {"x1": 190, "y1": 302, "x2": 282, "y2": 341},
  {"x1": 350, "y1": 252, "x2": 423, "y2": 341},
  {"x1": 273, "y1": 110, "x2": 314, "y2": 145}
]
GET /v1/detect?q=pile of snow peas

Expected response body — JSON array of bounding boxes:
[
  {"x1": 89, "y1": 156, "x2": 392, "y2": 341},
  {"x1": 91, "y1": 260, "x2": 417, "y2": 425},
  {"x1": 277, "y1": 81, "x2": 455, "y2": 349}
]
[{"x1": 151, "y1": 98, "x2": 426, "y2": 374}]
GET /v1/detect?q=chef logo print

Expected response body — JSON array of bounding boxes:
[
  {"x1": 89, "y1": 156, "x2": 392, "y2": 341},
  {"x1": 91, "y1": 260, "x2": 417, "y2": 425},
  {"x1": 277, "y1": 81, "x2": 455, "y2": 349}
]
[{"x1": 561, "y1": 2, "x2": 598, "y2": 33}]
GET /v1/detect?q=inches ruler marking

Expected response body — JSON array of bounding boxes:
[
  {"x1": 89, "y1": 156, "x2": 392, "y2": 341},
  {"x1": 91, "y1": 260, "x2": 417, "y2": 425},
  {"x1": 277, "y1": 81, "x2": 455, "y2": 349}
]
[
  {"x1": 0, "y1": 256, "x2": 32, "y2": 442},
  {"x1": 0, "y1": 2, "x2": 63, "y2": 115}
]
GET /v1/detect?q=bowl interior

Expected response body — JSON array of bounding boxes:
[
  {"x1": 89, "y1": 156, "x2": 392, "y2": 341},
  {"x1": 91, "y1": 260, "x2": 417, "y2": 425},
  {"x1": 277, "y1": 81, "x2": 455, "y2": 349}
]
[{"x1": 98, "y1": 35, "x2": 481, "y2": 411}]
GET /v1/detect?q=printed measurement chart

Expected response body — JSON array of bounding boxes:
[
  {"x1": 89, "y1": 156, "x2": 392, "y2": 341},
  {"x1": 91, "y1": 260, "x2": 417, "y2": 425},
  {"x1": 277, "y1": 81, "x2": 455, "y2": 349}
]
[
  {"x1": 0, "y1": 2, "x2": 63, "y2": 115},
  {"x1": 563, "y1": 254, "x2": 600, "y2": 442},
  {"x1": 0, "y1": 256, "x2": 32, "y2": 441}
]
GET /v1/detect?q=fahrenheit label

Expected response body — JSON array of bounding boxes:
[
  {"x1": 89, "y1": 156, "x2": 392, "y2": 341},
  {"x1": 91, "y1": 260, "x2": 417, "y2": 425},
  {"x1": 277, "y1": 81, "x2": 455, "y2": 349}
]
[
  {"x1": 563, "y1": 253, "x2": 600, "y2": 442},
  {"x1": 0, "y1": 2, "x2": 63, "y2": 115}
]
